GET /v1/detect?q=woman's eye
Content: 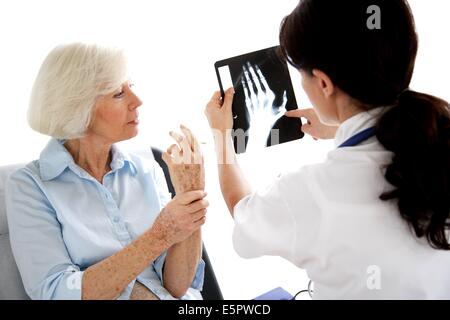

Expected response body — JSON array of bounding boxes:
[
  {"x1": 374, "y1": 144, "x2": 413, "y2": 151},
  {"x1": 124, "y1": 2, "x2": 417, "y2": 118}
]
[{"x1": 113, "y1": 90, "x2": 125, "y2": 98}]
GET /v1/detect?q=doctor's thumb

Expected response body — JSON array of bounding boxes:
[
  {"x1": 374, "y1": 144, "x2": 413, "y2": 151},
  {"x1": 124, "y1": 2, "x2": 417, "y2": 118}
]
[
  {"x1": 223, "y1": 87, "x2": 235, "y2": 110},
  {"x1": 301, "y1": 124, "x2": 314, "y2": 136}
]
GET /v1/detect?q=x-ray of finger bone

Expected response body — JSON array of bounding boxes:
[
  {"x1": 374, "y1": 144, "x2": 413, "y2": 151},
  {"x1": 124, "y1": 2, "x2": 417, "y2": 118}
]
[{"x1": 215, "y1": 46, "x2": 304, "y2": 154}]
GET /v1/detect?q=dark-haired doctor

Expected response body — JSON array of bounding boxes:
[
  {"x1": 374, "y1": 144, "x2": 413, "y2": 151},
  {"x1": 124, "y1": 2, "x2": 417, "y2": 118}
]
[{"x1": 205, "y1": 0, "x2": 450, "y2": 299}]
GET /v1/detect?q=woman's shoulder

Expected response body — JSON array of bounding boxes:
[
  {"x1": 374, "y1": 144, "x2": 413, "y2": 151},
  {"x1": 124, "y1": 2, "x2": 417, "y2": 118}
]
[
  {"x1": 4, "y1": 161, "x2": 52, "y2": 204},
  {"x1": 7, "y1": 160, "x2": 43, "y2": 185},
  {"x1": 4, "y1": 161, "x2": 51, "y2": 215}
]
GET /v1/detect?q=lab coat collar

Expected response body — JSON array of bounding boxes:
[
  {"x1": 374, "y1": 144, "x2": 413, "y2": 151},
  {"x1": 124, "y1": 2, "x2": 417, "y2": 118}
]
[{"x1": 334, "y1": 107, "x2": 386, "y2": 148}]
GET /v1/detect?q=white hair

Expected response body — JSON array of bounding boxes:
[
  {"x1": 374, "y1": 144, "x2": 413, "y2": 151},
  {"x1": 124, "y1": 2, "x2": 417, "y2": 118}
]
[{"x1": 28, "y1": 43, "x2": 128, "y2": 139}]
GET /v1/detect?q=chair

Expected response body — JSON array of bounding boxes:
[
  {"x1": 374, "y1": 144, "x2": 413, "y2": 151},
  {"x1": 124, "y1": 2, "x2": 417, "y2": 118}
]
[
  {"x1": 0, "y1": 149, "x2": 223, "y2": 300},
  {"x1": 151, "y1": 147, "x2": 223, "y2": 300},
  {"x1": 0, "y1": 164, "x2": 29, "y2": 300}
]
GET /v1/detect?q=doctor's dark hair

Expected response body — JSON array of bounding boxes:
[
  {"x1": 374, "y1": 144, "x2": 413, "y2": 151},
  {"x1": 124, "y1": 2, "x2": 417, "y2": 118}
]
[{"x1": 280, "y1": 0, "x2": 450, "y2": 249}]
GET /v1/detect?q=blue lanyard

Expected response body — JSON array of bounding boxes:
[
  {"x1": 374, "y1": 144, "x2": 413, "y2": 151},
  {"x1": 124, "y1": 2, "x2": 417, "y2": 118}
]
[{"x1": 338, "y1": 127, "x2": 376, "y2": 148}]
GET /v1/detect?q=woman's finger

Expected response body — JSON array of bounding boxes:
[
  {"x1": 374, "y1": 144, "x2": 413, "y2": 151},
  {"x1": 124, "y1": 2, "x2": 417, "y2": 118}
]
[
  {"x1": 167, "y1": 143, "x2": 183, "y2": 164},
  {"x1": 177, "y1": 190, "x2": 207, "y2": 205},
  {"x1": 161, "y1": 151, "x2": 173, "y2": 166},
  {"x1": 186, "y1": 198, "x2": 209, "y2": 213},
  {"x1": 180, "y1": 124, "x2": 194, "y2": 152},
  {"x1": 180, "y1": 125, "x2": 203, "y2": 164},
  {"x1": 169, "y1": 130, "x2": 184, "y2": 145},
  {"x1": 191, "y1": 208, "x2": 207, "y2": 222},
  {"x1": 167, "y1": 144, "x2": 178, "y2": 155},
  {"x1": 169, "y1": 131, "x2": 191, "y2": 160},
  {"x1": 192, "y1": 215, "x2": 207, "y2": 227}
]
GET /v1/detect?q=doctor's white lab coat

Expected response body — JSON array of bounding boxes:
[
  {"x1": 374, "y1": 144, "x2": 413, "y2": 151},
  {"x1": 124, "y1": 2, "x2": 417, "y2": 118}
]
[{"x1": 232, "y1": 109, "x2": 450, "y2": 299}]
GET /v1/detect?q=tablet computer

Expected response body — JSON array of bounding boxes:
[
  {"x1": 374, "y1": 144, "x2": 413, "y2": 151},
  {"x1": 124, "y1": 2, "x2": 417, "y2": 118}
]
[{"x1": 214, "y1": 46, "x2": 304, "y2": 154}]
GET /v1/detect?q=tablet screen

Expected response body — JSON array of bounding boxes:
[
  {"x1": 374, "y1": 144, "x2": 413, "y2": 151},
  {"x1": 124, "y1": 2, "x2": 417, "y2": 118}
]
[{"x1": 214, "y1": 46, "x2": 304, "y2": 154}]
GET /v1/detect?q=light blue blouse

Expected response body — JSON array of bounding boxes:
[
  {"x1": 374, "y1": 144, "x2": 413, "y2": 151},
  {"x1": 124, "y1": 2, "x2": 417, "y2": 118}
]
[{"x1": 5, "y1": 138, "x2": 204, "y2": 300}]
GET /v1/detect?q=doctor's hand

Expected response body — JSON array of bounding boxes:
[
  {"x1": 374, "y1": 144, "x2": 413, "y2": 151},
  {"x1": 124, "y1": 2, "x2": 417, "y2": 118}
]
[
  {"x1": 205, "y1": 88, "x2": 235, "y2": 133},
  {"x1": 163, "y1": 125, "x2": 205, "y2": 194},
  {"x1": 285, "y1": 108, "x2": 338, "y2": 140},
  {"x1": 242, "y1": 62, "x2": 288, "y2": 151},
  {"x1": 153, "y1": 190, "x2": 208, "y2": 246}
]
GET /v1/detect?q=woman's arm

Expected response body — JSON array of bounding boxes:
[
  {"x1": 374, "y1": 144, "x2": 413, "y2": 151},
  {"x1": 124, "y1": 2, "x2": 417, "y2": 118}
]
[
  {"x1": 163, "y1": 230, "x2": 202, "y2": 298},
  {"x1": 161, "y1": 125, "x2": 207, "y2": 297},
  {"x1": 205, "y1": 89, "x2": 253, "y2": 216},
  {"x1": 82, "y1": 190, "x2": 208, "y2": 300},
  {"x1": 82, "y1": 223, "x2": 168, "y2": 300}
]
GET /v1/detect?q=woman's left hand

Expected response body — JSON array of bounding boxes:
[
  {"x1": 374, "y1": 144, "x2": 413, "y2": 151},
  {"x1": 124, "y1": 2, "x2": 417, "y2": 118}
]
[{"x1": 162, "y1": 125, "x2": 205, "y2": 194}]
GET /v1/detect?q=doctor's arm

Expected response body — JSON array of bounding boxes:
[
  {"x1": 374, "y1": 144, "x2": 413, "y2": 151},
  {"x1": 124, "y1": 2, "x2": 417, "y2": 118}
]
[{"x1": 205, "y1": 89, "x2": 253, "y2": 216}]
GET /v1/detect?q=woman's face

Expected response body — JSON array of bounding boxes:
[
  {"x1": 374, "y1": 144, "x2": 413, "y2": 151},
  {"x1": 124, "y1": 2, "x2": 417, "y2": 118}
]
[{"x1": 88, "y1": 81, "x2": 143, "y2": 143}]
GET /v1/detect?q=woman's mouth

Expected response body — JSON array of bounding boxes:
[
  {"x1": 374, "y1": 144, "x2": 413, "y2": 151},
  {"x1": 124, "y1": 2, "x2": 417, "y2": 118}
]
[{"x1": 128, "y1": 119, "x2": 139, "y2": 125}]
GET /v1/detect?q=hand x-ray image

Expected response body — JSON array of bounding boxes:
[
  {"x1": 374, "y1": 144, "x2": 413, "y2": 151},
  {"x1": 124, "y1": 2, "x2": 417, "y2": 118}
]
[{"x1": 215, "y1": 46, "x2": 304, "y2": 154}]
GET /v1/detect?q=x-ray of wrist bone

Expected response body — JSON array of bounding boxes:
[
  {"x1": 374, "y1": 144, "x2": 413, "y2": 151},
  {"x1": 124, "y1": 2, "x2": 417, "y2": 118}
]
[{"x1": 215, "y1": 46, "x2": 304, "y2": 154}]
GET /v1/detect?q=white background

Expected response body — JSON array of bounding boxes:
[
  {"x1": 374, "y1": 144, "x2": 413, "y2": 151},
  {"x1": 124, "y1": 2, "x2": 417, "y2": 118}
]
[{"x1": 0, "y1": 0, "x2": 449, "y2": 299}]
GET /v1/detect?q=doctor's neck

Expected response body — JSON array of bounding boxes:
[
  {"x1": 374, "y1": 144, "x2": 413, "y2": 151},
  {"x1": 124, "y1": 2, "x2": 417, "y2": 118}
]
[
  {"x1": 337, "y1": 105, "x2": 364, "y2": 124},
  {"x1": 329, "y1": 94, "x2": 366, "y2": 125}
]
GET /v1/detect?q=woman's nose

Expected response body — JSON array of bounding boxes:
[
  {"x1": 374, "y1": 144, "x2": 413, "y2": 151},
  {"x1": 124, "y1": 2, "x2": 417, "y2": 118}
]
[
  {"x1": 129, "y1": 92, "x2": 143, "y2": 110},
  {"x1": 134, "y1": 95, "x2": 143, "y2": 108}
]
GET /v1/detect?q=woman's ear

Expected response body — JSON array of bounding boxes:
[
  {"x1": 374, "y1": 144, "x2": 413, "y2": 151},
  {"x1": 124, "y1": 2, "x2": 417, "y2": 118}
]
[{"x1": 312, "y1": 69, "x2": 335, "y2": 98}]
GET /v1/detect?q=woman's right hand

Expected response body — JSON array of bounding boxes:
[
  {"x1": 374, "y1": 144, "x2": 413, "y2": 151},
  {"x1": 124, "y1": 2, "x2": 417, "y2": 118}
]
[
  {"x1": 163, "y1": 125, "x2": 205, "y2": 194},
  {"x1": 285, "y1": 108, "x2": 339, "y2": 140},
  {"x1": 152, "y1": 190, "x2": 208, "y2": 246}
]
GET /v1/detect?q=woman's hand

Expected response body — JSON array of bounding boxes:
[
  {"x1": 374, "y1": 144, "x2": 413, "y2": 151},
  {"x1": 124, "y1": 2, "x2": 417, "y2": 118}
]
[
  {"x1": 161, "y1": 126, "x2": 206, "y2": 298},
  {"x1": 285, "y1": 108, "x2": 339, "y2": 140},
  {"x1": 162, "y1": 125, "x2": 204, "y2": 194},
  {"x1": 205, "y1": 88, "x2": 235, "y2": 133},
  {"x1": 152, "y1": 190, "x2": 208, "y2": 246}
]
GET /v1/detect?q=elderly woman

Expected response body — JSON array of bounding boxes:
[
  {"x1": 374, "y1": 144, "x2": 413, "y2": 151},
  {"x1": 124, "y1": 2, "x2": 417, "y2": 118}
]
[{"x1": 5, "y1": 43, "x2": 208, "y2": 300}]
